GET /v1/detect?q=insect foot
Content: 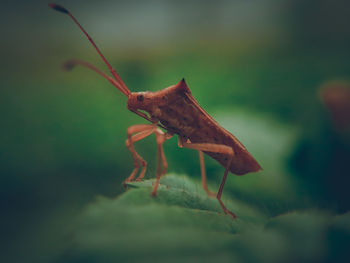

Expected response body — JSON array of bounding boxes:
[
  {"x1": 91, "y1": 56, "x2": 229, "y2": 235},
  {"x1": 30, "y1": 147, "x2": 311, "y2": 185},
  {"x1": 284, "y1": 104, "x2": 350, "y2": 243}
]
[
  {"x1": 217, "y1": 198, "x2": 237, "y2": 218},
  {"x1": 151, "y1": 189, "x2": 158, "y2": 197},
  {"x1": 122, "y1": 180, "x2": 130, "y2": 189},
  {"x1": 224, "y1": 208, "x2": 237, "y2": 219}
]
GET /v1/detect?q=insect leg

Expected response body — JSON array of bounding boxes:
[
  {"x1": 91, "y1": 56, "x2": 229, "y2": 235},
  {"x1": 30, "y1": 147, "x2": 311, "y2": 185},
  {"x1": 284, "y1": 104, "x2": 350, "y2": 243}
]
[
  {"x1": 178, "y1": 137, "x2": 236, "y2": 218},
  {"x1": 125, "y1": 125, "x2": 172, "y2": 197},
  {"x1": 198, "y1": 151, "x2": 216, "y2": 197},
  {"x1": 125, "y1": 125, "x2": 158, "y2": 184},
  {"x1": 217, "y1": 155, "x2": 236, "y2": 218},
  {"x1": 151, "y1": 131, "x2": 173, "y2": 196}
]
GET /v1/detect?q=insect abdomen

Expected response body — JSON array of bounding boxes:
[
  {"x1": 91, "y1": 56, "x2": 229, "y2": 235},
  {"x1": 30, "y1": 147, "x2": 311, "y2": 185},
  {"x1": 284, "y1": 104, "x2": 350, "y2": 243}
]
[{"x1": 155, "y1": 85, "x2": 261, "y2": 175}]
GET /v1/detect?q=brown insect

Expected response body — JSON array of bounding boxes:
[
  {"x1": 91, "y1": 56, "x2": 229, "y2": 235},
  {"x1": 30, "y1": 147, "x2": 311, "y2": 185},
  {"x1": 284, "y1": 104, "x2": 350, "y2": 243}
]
[{"x1": 49, "y1": 3, "x2": 262, "y2": 218}]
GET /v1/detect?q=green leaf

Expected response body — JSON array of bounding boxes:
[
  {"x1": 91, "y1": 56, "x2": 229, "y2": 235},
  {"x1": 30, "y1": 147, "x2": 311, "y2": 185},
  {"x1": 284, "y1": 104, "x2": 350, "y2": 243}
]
[
  {"x1": 60, "y1": 175, "x2": 350, "y2": 263},
  {"x1": 63, "y1": 174, "x2": 266, "y2": 263}
]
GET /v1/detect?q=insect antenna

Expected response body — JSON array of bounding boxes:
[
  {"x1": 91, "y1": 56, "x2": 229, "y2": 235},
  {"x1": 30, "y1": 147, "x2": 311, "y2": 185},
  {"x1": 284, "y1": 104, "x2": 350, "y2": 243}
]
[
  {"x1": 49, "y1": 3, "x2": 131, "y2": 97},
  {"x1": 63, "y1": 59, "x2": 128, "y2": 94}
]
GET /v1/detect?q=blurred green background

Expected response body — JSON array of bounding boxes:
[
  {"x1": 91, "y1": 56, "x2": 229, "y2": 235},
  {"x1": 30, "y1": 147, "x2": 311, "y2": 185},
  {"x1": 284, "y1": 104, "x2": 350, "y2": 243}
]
[{"x1": 1, "y1": 0, "x2": 350, "y2": 262}]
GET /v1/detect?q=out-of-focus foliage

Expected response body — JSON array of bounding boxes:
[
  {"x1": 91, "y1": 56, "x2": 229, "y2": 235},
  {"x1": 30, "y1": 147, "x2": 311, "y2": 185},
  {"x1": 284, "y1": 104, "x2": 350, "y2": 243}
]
[
  {"x1": 59, "y1": 175, "x2": 350, "y2": 263},
  {"x1": 1, "y1": 0, "x2": 350, "y2": 262}
]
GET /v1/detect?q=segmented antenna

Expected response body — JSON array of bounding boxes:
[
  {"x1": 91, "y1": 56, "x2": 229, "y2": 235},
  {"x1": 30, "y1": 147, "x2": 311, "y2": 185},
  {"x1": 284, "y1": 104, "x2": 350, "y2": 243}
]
[{"x1": 49, "y1": 3, "x2": 131, "y2": 97}]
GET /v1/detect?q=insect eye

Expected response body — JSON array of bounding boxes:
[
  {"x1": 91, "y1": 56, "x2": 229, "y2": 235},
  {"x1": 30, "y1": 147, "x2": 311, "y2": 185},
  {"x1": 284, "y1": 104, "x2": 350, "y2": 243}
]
[{"x1": 137, "y1": 95, "x2": 144, "y2": 102}]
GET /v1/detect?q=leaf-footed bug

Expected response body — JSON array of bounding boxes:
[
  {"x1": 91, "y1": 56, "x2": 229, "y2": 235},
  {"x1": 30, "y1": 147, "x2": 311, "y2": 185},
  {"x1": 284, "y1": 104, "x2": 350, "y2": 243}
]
[{"x1": 49, "y1": 3, "x2": 262, "y2": 218}]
